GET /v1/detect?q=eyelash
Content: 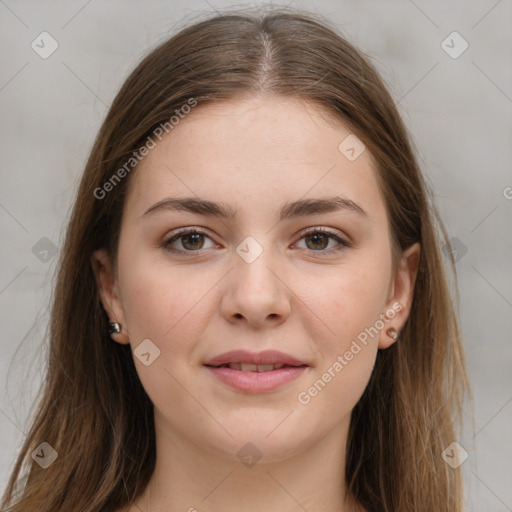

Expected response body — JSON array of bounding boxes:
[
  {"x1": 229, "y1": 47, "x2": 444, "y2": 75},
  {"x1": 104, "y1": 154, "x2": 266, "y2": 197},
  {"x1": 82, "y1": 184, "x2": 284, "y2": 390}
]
[{"x1": 162, "y1": 226, "x2": 352, "y2": 255}]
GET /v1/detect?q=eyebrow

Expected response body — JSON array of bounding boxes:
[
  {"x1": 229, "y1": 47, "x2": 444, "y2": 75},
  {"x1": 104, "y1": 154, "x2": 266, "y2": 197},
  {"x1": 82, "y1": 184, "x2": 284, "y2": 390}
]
[{"x1": 139, "y1": 195, "x2": 369, "y2": 222}]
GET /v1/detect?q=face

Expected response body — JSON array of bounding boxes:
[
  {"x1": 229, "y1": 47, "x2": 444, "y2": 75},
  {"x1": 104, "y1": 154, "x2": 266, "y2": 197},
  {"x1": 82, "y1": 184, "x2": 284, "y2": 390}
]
[{"x1": 92, "y1": 95, "x2": 419, "y2": 463}]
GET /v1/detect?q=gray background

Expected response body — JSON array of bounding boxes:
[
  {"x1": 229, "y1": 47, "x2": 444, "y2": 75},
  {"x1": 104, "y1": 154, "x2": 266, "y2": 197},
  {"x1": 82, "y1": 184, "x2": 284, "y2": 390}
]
[{"x1": 0, "y1": 0, "x2": 511, "y2": 509}]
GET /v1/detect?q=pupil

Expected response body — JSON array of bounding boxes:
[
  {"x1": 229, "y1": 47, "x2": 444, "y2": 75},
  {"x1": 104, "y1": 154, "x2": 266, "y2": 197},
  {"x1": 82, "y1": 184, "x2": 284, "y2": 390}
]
[
  {"x1": 308, "y1": 233, "x2": 327, "y2": 250},
  {"x1": 184, "y1": 233, "x2": 203, "y2": 249}
]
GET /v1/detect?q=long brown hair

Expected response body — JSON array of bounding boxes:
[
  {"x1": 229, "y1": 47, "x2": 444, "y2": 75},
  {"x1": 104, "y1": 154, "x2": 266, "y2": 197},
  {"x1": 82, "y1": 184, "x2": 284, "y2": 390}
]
[{"x1": 2, "y1": 7, "x2": 469, "y2": 511}]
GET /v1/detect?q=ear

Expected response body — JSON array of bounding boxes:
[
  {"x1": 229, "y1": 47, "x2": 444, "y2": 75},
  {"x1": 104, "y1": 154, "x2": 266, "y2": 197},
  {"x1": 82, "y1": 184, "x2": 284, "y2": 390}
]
[
  {"x1": 378, "y1": 242, "x2": 421, "y2": 349},
  {"x1": 90, "y1": 248, "x2": 130, "y2": 345}
]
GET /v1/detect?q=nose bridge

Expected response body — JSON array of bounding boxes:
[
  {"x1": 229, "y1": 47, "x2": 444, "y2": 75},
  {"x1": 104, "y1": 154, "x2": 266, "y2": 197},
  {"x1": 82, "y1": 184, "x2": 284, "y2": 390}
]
[
  {"x1": 235, "y1": 234, "x2": 267, "y2": 266},
  {"x1": 234, "y1": 234, "x2": 281, "y2": 292},
  {"x1": 221, "y1": 233, "x2": 290, "y2": 325}
]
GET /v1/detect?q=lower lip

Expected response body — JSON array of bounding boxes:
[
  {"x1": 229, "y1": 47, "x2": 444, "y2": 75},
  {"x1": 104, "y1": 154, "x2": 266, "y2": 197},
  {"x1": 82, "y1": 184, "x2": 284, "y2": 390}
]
[{"x1": 204, "y1": 365, "x2": 308, "y2": 393}]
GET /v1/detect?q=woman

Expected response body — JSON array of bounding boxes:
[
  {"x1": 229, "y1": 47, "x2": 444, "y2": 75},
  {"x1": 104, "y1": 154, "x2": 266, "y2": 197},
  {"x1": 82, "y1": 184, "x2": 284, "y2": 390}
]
[{"x1": 1, "y1": 7, "x2": 469, "y2": 512}]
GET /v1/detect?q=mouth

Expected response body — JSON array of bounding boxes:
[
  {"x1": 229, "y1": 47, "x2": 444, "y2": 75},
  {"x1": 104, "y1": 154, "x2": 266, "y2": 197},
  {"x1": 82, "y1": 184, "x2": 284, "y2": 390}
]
[
  {"x1": 203, "y1": 350, "x2": 309, "y2": 393},
  {"x1": 203, "y1": 349, "x2": 308, "y2": 368},
  {"x1": 204, "y1": 362, "x2": 307, "y2": 372}
]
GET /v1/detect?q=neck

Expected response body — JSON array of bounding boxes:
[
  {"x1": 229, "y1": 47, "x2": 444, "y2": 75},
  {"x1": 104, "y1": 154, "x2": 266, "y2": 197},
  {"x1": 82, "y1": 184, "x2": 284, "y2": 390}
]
[{"x1": 135, "y1": 412, "x2": 359, "y2": 512}]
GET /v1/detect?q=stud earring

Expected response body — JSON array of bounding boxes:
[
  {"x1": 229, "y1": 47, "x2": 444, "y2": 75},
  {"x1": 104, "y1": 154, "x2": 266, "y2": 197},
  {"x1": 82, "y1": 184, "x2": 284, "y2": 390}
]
[
  {"x1": 386, "y1": 327, "x2": 398, "y2": 340},
  {"x1": 109, "y1": 322, "x2": 121, "y2": 335}
]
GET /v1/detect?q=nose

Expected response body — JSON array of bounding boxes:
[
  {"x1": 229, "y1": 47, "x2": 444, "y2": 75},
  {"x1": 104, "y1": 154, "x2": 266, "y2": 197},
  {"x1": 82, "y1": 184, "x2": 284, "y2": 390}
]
[{"x1": 220, "y1": 245, "x2": 291, "y2": 328}]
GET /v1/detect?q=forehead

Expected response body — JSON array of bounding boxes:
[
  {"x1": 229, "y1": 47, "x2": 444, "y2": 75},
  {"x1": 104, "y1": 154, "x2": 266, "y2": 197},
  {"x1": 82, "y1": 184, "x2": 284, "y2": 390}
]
[{"x1": 123, "y1": 95, "x2": 386, "y2": 225}]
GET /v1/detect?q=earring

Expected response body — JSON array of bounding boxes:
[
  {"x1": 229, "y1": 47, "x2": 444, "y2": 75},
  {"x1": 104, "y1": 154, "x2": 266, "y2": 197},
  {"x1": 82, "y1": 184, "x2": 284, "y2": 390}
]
[
  {"x1": 109, "y1": 322, "x2": 121, "y2": 334},
  {"x1": 386, "y1": 327, "x2": 398, "y2": 340}
]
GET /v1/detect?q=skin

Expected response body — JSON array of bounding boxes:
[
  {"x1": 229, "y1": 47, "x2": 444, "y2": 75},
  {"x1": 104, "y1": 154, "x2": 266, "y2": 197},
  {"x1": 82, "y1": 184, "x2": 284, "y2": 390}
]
[{"x1": 91, "y1": 95, "x2": 420, "y2": 512}]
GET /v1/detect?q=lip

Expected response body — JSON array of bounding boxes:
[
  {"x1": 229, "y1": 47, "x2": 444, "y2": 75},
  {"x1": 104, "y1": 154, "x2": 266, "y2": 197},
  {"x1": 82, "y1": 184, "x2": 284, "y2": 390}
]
[
  {"x1": 203, "y1": 349, "x2": 307, "y2": 367},
  {"x1": 203, "y1": 350, "x2": 309, "y2": 393},
  {"x1": 205, "y1": 365, "x2": 308, "y2": 393}
]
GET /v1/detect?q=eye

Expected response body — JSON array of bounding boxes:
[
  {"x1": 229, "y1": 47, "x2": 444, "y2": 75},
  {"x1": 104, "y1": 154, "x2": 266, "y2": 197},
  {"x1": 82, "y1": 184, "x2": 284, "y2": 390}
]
[
  {"x1": 162, "y1": 227, "x2": 216, "y2": 253},
  {"x1": 162, "y1": 226, "x2": 352, "y2": 255},
  {"x1": 294, "y1": 227, "x2": 351, "y2": 254}
]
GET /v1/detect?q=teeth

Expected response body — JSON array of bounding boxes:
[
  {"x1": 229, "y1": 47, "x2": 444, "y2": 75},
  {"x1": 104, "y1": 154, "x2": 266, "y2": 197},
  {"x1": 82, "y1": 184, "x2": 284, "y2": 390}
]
[
  {"x1": 227, "y1": 363, "x2": 287, "y2": 372},
  {"x1": 256, "y1": 364, "x2": 274, "y2": 372},
  {"x1": 240, "y1": 363, "x2": 258, "y2": 372}
]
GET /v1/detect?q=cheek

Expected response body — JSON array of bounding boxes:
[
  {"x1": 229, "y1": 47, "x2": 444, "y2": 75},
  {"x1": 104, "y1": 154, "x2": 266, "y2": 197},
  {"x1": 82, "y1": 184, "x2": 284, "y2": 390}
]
[
  {"x1": 299, "y1": 249, "x2": 390, "y2": 401},
  {"x1": 117, "y1": 258, "x2": 213, "y2": 416},
  {"x1": 295, "y1": 266, "x2": 386, "y2": 426},
  {"x1": 310, "y1": 254, "x2": 391, "y2": 348},
  {"x1": 118, "y1": 243, "x2": 211, "y2": 345}
]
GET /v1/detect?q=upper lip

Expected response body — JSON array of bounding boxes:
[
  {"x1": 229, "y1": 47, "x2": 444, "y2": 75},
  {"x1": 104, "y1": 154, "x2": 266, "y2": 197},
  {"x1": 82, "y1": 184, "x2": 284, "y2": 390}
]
[{"x1": 203, "y1": 350, "x2": 308, "y2": 367}]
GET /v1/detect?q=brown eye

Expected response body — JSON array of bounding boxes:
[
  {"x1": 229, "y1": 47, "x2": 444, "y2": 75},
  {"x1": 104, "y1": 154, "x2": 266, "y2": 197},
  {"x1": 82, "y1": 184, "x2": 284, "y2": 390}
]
[
  {"x1": 304, "y1": 232, "x2": 330, "y2": 251},
  {"x1": 180, "y1": 232, "x2": 205, "y2": 250},
  {"x1": 163, "y1": 228, "x2": 215, "y2": 253},
  {"x1": 296, "y1": 228, "x2": 351, "y2": 254}
]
